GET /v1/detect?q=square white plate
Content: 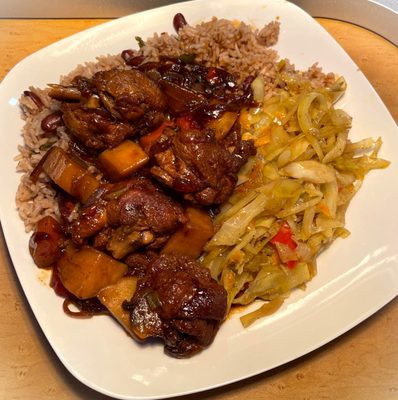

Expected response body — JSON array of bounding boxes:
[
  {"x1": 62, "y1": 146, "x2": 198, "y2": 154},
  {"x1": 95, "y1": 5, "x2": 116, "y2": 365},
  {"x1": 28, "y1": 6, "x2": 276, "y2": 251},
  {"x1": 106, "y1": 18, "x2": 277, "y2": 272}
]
[{"x1": 0, "y1": 0, "x2": 397, "y2": 399}]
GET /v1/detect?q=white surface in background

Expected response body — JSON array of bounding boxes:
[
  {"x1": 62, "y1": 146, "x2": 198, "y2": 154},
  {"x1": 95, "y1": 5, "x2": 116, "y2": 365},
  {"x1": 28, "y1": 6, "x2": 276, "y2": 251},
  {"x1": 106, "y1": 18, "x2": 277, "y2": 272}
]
[
  {"x1": 0, "y1": 0, "x2": 396, "y2": 44},
  {"x1": 0, "y1": 0, "x2": 396, "y2": 17}
]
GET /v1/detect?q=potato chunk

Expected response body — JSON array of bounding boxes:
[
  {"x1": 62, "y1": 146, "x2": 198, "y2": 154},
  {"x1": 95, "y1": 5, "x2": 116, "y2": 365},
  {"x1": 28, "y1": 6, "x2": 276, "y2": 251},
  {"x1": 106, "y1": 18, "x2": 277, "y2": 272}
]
[
  {"x1": 98, "y1": 277, "x2": 138, "y2": 335},
  {"x1": 42, "y1": 146, "x2": 99, "y2": 203},
  {"x1": 206, "y1": 111, "x2": 238, "y2": 140},
  {"x1": 162, "y1": 207, "x2": 214, "y2": 259},
  {"x1": 57, "y1": 246, "x2": 127, "y2": 299}
]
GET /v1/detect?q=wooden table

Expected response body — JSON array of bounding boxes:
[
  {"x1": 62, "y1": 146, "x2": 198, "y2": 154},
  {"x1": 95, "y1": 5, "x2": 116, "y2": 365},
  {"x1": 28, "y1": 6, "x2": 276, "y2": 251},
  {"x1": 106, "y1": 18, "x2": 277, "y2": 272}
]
[{"x1": 0, "y1": 18, "x2": 397, "y2": 400}]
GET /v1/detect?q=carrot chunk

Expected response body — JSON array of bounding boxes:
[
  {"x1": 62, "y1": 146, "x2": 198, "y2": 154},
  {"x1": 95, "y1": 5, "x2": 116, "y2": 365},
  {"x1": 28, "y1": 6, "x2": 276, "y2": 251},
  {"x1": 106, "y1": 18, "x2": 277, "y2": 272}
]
[
  {"x1": 99, "y1": 140, "x2": 149, "y2": 180},
  {"x1": 139, "y1": 121, "x2": 174, "y2": 153}
]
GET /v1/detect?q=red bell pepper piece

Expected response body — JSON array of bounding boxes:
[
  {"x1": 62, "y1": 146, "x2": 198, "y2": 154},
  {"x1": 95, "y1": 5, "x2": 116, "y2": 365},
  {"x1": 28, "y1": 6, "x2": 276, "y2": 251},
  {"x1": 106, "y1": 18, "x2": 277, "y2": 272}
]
[
  {"x1": 270, "y1": 222, "x2": 298, "y2": 269},
  {"x1": 270, "y1": 222, "x2": 297, "y2": 250},
  {"x1": 176, "y1": 115, "x2": 200, "y2": 131},
  {"x1": 206, "y1": 67, "x2": 222, "y2": 85},
  {"x1": 286, "y1": 260, "x2": 298, "y2": 269}
]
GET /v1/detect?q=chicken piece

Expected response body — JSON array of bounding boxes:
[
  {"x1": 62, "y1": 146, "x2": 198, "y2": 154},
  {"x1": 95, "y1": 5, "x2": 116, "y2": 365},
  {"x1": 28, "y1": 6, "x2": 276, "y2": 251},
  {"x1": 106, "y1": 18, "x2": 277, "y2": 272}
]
[
  {"x1": 124, "y1": 251, "x2": 158, "y2": 277},
  {"x1": 70, "y1": 177, "x2": 187, "y2": 259},
  {"x1": 105, "y1": 177, "x2": 186, "y2": 258},
  {"x1": 159, "y1": 80, "x2": 207, "y2": 115},
  {"x1": 134, "y1": 58, "x2": 255, "y2": 117},
  {"x1": 105, "y1": 177, "x2": 184, "y2": 229},
  {"x1": 150, "y1": 126, "x2": 256, "y2": 205},
  {"x1": 105, "y1": 226, "x2": 156, "y2": 259},
  {"x1": 123, "y1": 254, "x2": 227, "y2": 357},
  {"x1": 92, "y1": 68, "x2": 167, "y2": 122},
  {"x1": 48, "y1": 76, "x2": 96, "y2": 102},
  {"x1": 162, "y1": 319, "x2": 219, "y2": 357},
  {"x1": 62, "y1": 104, "x2": 134, "y2": 150},
  {"x1": 70, "y1": 199, "x2": 108, "y2": 245}
]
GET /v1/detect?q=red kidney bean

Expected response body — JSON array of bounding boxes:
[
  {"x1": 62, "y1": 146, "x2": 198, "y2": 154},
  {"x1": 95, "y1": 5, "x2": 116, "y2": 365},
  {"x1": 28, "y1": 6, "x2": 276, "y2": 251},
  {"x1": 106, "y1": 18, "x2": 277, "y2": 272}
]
[
  {"x1": 173, "y1": 13, "x2": 188, "y2": 32},
  {"x1": 121, "y1": 50, "x2": 146, "y2": 67},
  {"x1": 41, "y1": 111, "x2": 64, "y2": 133},
  {"x1": 23, "y1": 90, "x2": 43, "y2": 110}
]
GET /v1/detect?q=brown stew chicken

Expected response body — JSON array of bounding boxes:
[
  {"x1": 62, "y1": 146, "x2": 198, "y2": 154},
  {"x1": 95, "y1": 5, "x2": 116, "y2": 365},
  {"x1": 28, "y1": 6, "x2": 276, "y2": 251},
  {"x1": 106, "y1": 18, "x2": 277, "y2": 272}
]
[{"x1": 28, "y1": 48, "x2": 256, "y2": 357}]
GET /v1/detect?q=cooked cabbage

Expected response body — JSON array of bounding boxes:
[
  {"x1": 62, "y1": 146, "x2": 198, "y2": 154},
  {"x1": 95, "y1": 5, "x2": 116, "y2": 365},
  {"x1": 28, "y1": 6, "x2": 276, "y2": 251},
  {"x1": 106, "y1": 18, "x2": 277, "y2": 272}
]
[{"x1": 201, "y1": 74, "x2": 389, "y2": 327}]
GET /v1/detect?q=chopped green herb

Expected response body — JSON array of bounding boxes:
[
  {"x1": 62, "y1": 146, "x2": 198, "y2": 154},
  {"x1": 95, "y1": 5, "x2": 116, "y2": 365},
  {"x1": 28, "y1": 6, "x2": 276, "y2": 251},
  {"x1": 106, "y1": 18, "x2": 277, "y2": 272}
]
[
  {"x1": 39, "y1": 141, "x2": 56, "y2": 151},
  {"x1": 178, "y1": 53, "x2": 196, "y2": 64},
  {"x1": 135, "y1": 36, "x2": 145, "y2": 49}
]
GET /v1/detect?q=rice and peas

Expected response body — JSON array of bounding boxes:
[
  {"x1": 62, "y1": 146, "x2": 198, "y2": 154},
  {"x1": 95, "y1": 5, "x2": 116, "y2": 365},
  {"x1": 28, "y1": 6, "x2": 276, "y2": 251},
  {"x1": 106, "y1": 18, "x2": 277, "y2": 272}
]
[{"x1": 15, "y1": 17, "x2": 389, "y2": 326}]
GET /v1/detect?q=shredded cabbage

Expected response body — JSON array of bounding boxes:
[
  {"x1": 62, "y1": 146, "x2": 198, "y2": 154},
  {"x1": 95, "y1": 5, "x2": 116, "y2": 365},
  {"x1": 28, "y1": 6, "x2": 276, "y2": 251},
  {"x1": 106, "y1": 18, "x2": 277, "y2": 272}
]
[{"x1": 201, "y1": 74, "x2": 390, "y2": 327}]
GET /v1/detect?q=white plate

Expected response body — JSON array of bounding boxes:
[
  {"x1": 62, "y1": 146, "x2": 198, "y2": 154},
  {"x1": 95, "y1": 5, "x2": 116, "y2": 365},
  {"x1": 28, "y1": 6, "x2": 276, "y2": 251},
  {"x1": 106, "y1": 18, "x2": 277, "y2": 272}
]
[{"x1": 0, "y1": 0, "x2": 397, "y2": 399}]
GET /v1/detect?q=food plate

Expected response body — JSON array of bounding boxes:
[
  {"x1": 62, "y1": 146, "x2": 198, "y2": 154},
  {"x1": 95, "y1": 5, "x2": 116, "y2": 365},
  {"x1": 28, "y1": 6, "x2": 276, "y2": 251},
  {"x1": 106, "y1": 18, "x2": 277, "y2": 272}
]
[{"x1": 0, "y1": 0, "x2": 397, "y2": 398}]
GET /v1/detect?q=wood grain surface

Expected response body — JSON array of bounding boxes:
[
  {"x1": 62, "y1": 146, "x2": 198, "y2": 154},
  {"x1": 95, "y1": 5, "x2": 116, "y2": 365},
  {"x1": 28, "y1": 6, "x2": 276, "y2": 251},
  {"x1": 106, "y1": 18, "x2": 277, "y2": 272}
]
[{"x1": 0, "y1": 17, "x2": 397, "y2": 400}]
